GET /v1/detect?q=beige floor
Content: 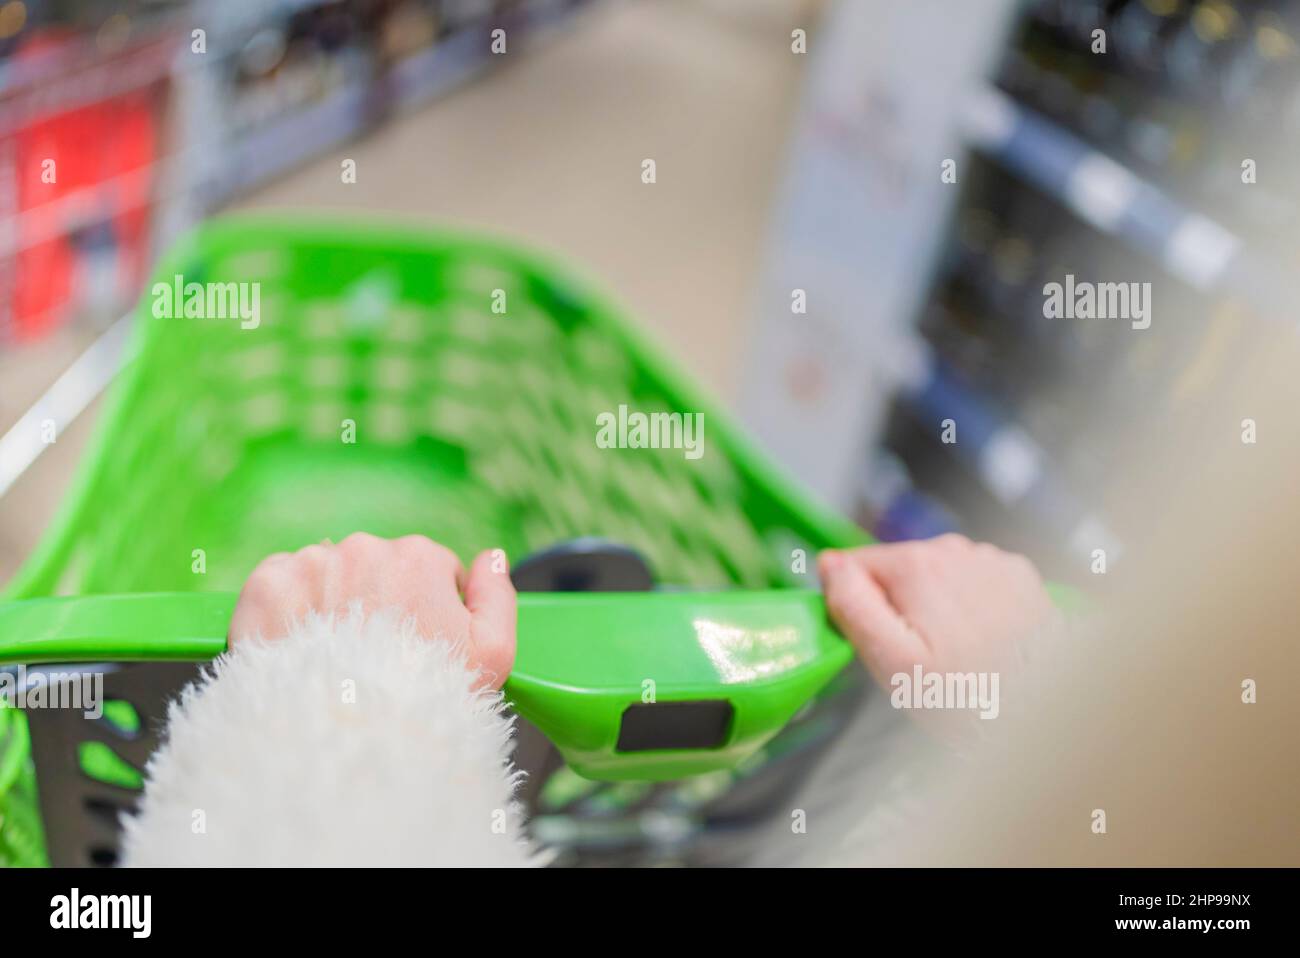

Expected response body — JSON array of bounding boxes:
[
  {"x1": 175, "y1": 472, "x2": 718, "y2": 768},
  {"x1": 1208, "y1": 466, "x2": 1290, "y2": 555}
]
[{"x1": 0, "y1": 0, "x2": 808, "y2": 584}]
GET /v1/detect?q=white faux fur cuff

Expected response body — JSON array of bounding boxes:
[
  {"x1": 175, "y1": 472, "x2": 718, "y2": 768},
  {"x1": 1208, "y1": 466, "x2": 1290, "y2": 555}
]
[{"x1": 120, "y1": 605, "x2": 540, "y2": 867}]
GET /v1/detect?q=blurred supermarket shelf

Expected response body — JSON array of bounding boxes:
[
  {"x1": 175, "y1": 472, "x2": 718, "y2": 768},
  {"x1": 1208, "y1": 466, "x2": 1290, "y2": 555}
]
[
  {"x1": 962, "y1": 85, "x2": 1242, "y2": 293},
  {"x1": 895, "y1": 344, "x2": 1122, "y2": 567},
  {"x1": 960, "y1": 83, "x2": 1296, "y2": 321},
  {"x1": 0, "y1": 1, "x2": 603, "y2": 346},
  {"x1": 207, "y1": 1, "x2": 591, "y2": 201},
  {"x1": 740, "y1": 0, "x2": 1299, "y2": 582}
]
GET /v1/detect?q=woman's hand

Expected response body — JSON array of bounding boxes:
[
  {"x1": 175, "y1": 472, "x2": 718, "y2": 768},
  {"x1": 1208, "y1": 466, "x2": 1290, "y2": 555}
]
[
  {"x1": 818, "y1": 534, "x2": 1054, "y2": 728},
  {"x1": 228, "y1": 532, "x2": 516, "y2": 689}
]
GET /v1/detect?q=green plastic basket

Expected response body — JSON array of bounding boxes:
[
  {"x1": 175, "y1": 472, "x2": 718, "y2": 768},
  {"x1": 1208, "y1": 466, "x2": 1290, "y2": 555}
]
[{"x1": 0, "y1": 216, "x2": 868, "y2": 867}]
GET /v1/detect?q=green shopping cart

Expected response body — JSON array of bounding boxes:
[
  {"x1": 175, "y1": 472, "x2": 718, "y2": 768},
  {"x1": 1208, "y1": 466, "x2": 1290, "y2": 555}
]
[{"x1": 0, "y1": 216, "x2": 872, "y2": 867}]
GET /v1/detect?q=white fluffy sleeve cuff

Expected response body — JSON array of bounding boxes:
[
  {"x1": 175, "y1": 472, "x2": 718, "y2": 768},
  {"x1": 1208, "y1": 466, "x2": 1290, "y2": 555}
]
[{"x1": 120, "y1": 606, "x2": 540, "y2": 867}]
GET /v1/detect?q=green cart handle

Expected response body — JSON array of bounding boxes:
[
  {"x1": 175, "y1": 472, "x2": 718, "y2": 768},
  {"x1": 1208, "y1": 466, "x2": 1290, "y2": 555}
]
[{"x1": 0, "y1": 590, "x2": 853, "y2": 781}]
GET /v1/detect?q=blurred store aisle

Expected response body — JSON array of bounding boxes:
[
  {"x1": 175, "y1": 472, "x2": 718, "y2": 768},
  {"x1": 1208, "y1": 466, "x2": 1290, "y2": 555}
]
[
  {"x1": 235, "y1": 0, "x2": 803, "y2": 397},
  {"x1": 0, "y1": 0, "x2": 806, "y2": 583}
]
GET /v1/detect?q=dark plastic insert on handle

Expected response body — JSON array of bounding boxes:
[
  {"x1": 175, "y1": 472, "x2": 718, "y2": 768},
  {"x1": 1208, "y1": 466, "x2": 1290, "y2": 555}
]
[{"x1": 616, "y1": 701, "x2": 735, "y2": 752}]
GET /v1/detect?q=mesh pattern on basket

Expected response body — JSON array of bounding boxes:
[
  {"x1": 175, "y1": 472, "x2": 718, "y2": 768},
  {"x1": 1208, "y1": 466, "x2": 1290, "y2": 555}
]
[{"x1": 55, "y1": 233, "x2": 822, "y2": 596}]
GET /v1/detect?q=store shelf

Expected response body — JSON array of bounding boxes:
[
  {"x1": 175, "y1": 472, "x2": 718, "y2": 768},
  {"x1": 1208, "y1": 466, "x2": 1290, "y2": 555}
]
[
  {"x1": 961, "y1": 85, "x2": 1244, "y2": 295},
  {"x1": 219, "y1": 21, "x2": 488, "y2": 198},
  {"x1": 896, "y1": 347, "x2": 1119, "y2": 566}
]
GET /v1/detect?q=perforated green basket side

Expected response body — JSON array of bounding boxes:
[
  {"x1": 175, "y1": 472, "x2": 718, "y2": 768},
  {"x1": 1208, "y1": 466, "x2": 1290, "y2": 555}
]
[
  {"x1": 8, "y1": 217, "x2": 864, "y2": 602},
  {"x1": 0, "y1": 702, "x2": 47, "y2": 867}
]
